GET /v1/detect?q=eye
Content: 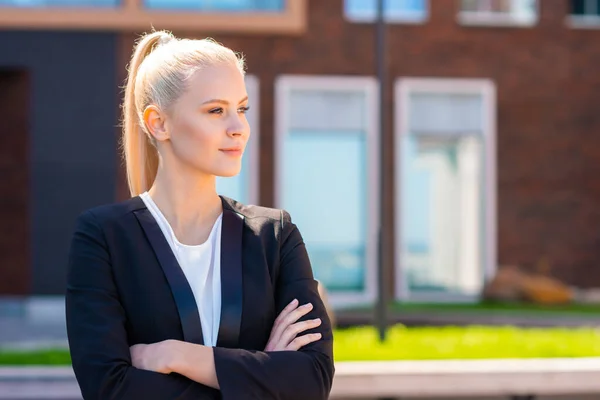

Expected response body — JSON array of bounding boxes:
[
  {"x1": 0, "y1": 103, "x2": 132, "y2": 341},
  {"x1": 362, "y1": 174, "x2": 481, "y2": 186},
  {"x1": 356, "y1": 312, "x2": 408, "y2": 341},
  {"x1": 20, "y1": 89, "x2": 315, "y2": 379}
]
[
  {"x1": 209, "y1": 107, "x2": 224, "y2": 114},
  {"x1": 238, "y1": 106, "x2": 250, "y2": 114}
]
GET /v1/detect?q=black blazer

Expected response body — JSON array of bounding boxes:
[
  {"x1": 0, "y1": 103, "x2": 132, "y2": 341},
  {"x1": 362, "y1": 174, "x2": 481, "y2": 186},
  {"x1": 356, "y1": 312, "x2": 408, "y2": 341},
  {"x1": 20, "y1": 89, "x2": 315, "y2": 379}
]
[{"x1": 65, "y1": 195, "x2": 334, "y2": 400}]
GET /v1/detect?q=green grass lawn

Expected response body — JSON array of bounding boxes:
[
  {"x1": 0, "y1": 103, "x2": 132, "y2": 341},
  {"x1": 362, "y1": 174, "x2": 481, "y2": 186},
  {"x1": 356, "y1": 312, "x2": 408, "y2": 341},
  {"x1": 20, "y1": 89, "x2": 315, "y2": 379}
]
[
  {"x1": 0, "y1": 349, "x2": 71, "y2": 365},
  {"x1": 3, "y1": 325, "x2": 600, "y2": 365},
  {"x1": 333, "y1": 325, "x2": 600, "y2": 361}
]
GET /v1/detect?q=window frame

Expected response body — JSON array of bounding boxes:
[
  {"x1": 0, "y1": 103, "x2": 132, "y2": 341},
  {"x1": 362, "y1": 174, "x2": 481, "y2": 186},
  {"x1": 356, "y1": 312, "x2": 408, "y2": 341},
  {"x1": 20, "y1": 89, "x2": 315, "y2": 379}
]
[
  {"x1": 567, "y1": 0, "x2": 600, "y2": 29},
  {"x1": 274, "y1": 74, "x2": 380, "y2": 307},
  {"x1": 394, "y1": 77, "x2": 497, "y2": 302},
  {"x1": 244, "y1": 74, "x2": 260, "y2": 206},
  {"x1": 0, "y1": 0, "x2": 307, "y2": 33},
  {"x1": 457, "y1": 0, "x2": 539, "y2": 28},
  {"x1": 343, "y1": 0, "x2": 429, "y2": 24}
]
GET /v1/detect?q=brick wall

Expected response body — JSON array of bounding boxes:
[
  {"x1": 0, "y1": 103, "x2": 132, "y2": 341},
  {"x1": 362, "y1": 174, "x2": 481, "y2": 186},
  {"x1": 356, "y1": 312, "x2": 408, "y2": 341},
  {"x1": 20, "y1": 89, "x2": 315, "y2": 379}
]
[
  {"x1": 117, "y1": 0, "x2": 600, "y2": 288},
  {"x1": 0, "y1": 70, "x2": 29, "y2": 294}
]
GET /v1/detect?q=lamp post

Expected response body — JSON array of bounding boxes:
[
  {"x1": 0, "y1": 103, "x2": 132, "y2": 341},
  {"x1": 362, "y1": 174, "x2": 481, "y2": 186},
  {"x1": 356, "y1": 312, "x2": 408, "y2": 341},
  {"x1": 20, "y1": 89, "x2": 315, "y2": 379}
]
[{"x1": 375, "y1": 0, "x2": 388, "y2": 342}]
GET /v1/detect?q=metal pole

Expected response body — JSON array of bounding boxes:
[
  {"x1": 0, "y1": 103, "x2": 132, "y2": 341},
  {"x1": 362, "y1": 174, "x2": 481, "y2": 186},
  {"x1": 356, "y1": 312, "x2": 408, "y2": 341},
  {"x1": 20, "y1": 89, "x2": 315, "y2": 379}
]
[{"x1": 375, "y1": 0, "x2": 387, "y2": 342}]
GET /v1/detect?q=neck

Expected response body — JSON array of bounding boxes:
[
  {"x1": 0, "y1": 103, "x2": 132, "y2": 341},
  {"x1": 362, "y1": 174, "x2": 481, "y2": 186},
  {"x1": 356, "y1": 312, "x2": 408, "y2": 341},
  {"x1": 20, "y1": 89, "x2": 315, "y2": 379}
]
[{"x1": 147, "y1": 161, "x2": 223, "y2": 245}]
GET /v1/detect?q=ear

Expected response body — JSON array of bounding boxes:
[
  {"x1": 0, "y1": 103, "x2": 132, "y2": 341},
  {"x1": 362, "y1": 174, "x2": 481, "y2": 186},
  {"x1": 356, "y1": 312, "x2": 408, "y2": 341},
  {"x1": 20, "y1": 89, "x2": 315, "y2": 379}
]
[{"x1": 143, "y1": 105, "x2": 169, "y2": 142}]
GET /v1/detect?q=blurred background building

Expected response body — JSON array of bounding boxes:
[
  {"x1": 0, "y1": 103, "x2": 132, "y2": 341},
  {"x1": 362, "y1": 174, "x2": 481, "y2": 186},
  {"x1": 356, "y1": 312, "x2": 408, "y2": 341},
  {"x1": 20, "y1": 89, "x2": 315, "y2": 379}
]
[{"x1": 1, "y1": 0, "x2": 600, "y2": 311}]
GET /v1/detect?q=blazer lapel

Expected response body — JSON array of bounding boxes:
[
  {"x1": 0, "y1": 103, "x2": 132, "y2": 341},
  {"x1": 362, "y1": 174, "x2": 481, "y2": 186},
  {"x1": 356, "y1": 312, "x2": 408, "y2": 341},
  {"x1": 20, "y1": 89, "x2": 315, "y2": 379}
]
[
  {"x1": 217, "y1": 197, "x2": 243, "y2": 349},
  {"x1": 134, "y1": 207, "x2": 204, "y2": 345}
]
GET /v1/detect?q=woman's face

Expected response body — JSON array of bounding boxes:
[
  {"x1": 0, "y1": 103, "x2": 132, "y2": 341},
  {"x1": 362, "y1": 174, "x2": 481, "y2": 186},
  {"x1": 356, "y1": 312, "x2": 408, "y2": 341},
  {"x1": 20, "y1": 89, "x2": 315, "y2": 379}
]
[{"x1": 158, "y1": 62, "x2": 250, "y2": 178}]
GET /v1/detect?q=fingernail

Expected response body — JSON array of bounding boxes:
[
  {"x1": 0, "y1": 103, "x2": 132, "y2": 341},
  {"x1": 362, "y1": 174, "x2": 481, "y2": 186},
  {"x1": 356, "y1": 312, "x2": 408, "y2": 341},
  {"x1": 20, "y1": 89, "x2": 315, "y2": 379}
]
[
  {"x1": 314, "y1": 318, "x2": 321, "y2": 323},
  {"x1": 291, "y1": 299, "x2": 298, "y2": 305},
  {"x1": 304, "y1": 303, "x2": 313, "y2": 308}
]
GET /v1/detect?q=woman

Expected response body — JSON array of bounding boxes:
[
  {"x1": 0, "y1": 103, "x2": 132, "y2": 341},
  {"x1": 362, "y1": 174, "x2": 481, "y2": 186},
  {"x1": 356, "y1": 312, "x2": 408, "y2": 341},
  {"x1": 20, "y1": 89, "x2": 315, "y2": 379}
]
[{"x1": 65, "y1": 30, "x2": 334, "y2": 400}]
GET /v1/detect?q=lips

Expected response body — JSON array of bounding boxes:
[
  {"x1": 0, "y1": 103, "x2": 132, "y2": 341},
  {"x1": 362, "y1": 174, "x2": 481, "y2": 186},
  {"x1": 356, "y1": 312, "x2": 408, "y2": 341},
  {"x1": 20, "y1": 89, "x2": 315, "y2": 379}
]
[{"x1": 220, "y1": 148, "x2": 243, "y2": 157}]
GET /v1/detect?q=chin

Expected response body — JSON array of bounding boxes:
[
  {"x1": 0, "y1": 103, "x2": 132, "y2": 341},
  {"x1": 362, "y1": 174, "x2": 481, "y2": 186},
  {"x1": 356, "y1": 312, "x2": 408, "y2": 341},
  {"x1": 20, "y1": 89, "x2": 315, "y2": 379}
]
[{"x1": 215, "y1": 167, "x2": 242, "y2": 178}]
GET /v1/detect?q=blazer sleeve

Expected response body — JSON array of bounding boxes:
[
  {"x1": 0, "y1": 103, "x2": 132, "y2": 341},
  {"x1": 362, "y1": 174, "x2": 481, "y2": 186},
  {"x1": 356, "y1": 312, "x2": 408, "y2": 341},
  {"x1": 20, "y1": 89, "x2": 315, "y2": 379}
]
[
  {"x1": 65, "y1": 210, "x2": 221, "y2": 400},
  {"x1": 212, "y1": 210, "x2": 335, "y2": 400}
]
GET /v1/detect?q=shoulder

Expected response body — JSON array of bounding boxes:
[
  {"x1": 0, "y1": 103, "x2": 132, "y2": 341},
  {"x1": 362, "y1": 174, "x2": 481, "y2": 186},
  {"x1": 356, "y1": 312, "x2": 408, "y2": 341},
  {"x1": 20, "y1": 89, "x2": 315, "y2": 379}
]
[
  {"x1": 221, "y1": 196, "x2": 290, "y2": 222},
  {"x1": 75, "y1": 196, "x2": 144, "y2": 228},
  {"x1": 221, "y1": 196, "x2": 295, "y2": 236}
]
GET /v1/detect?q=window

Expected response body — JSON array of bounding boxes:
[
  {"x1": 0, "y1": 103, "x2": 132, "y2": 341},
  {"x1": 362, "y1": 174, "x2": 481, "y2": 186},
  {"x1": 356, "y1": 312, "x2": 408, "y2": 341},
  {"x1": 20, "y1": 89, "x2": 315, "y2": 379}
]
[
  {"x1": 144, "y1": 0, "x2": 283, "y2": 11},
  {"x1": 0, "y1": 0, "x2": 117, "y2": 6},
  {"x1": 216, "y1": 75, "x2": 260, "y2": 205},
  {"x1": 568, "y1": 0, "x2": 600, "y2": 27},
  {"x1": 394, "y1": 78, "x2": 496, "y2": 302},
  {"x1": 458, "y1": 0, "x2": 538, "y2": 27},
  {"x1": 344, "y1": 0, "x2": 428, "y2": 23},
  {"x1": 571, "y1": 0, "x2": 600, "y2": 15},
  {"x1": 0, "y1": 0, "x2": 306, "y2": 33},
  {"x1": 275, "y1": 76, "x2": 379, "y2": 306}
]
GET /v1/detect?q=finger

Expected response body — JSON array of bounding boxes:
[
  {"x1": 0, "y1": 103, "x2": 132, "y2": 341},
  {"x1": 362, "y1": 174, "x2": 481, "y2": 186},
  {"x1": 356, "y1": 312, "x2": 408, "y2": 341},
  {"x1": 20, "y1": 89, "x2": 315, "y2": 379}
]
[
  {"x1": 286, "y1": 333, "x2": 322, "y2": 351},
  {"x1": 271, "y1": 302, "x2": 313, "y2": 345},
  {"x1": 273, "y1": 298, "x2": 299, "y2": 327},
  {"x1": 265, "y1": 316, "x2": 321, "y2": 352},
  {"x1": 269, "y1": 299, "x2": 300, "y2": 343},
  {"x1": 291, "y1": 318, "x2": 321, "y2": 336},
  {"x1": 282, "y1": 302, "x2": 313, "y2": 328},
  {"x1": 279, "y1": 318, "x2": 321, "y2": 348},
  {"x1": 273, "y1": 300, "x2": 309, "y2": 341}
]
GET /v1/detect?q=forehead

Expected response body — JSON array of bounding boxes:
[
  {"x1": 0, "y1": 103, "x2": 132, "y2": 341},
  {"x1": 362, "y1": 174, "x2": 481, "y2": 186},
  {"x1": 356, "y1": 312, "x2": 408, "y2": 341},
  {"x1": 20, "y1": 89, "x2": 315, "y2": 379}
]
[{"x1": 183, "y1": 63, "x2": 247, "y2": 102}]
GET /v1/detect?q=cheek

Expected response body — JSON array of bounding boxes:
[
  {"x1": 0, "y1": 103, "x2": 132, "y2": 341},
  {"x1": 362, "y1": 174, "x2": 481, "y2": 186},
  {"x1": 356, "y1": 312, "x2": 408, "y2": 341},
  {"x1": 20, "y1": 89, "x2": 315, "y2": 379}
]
[{"x1": 170, "y1": 118, "x2": 218, "y2": 165}]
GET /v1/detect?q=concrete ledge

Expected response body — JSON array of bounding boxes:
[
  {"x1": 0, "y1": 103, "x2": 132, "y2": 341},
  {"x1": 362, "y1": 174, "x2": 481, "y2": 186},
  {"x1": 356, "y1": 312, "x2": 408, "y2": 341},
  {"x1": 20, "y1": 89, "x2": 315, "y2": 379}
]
[
  {"x1": 0, "y1": 382, "x2": 82, "y2": 399},
  {"x1": 0, "y1": 367, "x2": 80, "y2": 399},
  {"x1": 330, "y1": 358, "x2": 600, "y2": 398},
  {"x1": 0, "y1": 366, "x2": 75, "y2": 380},
  {"x1": 3, "y1": 359, "x2": 600, "y2": 399}
]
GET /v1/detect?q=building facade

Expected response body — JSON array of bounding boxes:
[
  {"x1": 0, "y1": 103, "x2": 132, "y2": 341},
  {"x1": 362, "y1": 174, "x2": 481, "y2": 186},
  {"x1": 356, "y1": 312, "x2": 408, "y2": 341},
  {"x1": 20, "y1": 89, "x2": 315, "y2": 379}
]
[{"x1": 2, "y1": 0, "x2": 600, "y2": 308}]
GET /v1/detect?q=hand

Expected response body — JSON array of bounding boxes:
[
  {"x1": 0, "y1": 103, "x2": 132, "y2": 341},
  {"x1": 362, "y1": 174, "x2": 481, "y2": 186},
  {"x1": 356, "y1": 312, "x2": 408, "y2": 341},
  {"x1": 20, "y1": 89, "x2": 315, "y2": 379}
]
[
  {"x1": 264, "y1": 298, "x2": 322, "y2": 352},
  {"x1": 130, "y1": 339, "x2": 176, "y2": 374}
]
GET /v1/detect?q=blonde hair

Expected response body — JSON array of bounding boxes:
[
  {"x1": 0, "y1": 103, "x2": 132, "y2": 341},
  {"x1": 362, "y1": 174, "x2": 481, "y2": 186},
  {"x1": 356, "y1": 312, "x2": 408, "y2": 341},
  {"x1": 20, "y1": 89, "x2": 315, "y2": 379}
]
[{"x1": 121, "y1": 30, "x2": 246, "y2": 197}]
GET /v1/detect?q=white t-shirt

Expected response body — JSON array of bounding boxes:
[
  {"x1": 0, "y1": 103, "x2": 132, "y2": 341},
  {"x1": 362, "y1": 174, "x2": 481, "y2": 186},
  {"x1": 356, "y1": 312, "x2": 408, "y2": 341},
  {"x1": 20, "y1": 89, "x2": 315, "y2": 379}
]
[{"x1": 140, "y1": 192, "x2": 222, "y2": 347}]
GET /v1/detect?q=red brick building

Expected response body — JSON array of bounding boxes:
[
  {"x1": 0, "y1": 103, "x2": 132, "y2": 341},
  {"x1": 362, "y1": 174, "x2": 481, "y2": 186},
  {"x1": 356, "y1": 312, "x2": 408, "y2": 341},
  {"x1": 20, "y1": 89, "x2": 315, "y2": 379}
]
[{"x1": 1, "y1": 0, "x2": 600, "y2": 308}]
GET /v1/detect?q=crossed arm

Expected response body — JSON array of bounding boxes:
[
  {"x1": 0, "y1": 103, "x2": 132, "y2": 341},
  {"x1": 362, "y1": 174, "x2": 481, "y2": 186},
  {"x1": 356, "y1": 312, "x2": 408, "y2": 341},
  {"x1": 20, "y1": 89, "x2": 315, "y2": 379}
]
[
  {"x1": 65, "y1": 210, "x2": 334, "y2": 400},
  {"x1": 129, "y1": 298, "x2": 322, "y2": 389}
]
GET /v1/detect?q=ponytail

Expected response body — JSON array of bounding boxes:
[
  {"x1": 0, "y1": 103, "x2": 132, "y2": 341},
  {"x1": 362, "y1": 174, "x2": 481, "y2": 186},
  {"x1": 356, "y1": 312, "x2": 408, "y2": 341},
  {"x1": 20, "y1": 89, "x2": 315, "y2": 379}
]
[{"x1": 122, "y1": 31, "x2": 173, "y2": 197}]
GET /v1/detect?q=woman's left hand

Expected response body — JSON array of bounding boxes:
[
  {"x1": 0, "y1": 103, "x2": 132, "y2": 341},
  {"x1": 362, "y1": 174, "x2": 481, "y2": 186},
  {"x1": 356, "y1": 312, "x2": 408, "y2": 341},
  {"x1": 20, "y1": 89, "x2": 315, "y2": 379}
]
[{"x1": 130, "y1": 339, "x2": 176, "y2": 374}]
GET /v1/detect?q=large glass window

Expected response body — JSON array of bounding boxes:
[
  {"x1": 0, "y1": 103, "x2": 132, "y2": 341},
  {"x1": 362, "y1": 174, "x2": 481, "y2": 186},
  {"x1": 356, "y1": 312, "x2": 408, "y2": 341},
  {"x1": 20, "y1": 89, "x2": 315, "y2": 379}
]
[
  {"x1": 0, "y1": 0, "x2": 117, "y2": 6},
  {"x1": 0, "y1": 0, "x2": 304, "y2": 33},
  {"x1": 344, "y1": 0, "x2": 427, "y2": 23},
  {"x1": 275, "y1": 76, "x2": 379, "y2": 305},
  {"x1": 459, "y1": 0, "x2": 538, "y2": 26},
  {"x1": 216, "y1": 75, "x2": 260, "y2": 205},
  {"x1": 144, "y1": 0, "x2": 284, "y2": 11},
  {"x1": 395, "y1": 79, "x2": 496, "y2": 301}
]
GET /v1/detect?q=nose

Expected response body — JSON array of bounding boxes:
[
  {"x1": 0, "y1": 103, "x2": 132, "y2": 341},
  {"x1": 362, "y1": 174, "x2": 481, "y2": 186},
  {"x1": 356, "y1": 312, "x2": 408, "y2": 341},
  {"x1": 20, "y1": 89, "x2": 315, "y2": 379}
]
[{"x1": 226, "y1": 117, "x2": 247, "y2": 138}]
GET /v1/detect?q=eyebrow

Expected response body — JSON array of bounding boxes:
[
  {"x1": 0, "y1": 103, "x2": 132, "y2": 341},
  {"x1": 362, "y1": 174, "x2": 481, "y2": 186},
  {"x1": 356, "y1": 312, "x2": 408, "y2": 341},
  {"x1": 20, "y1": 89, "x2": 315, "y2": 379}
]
[{"x1": 202, "y1": 96, "x2": 249, "y2": 106}]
